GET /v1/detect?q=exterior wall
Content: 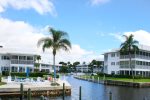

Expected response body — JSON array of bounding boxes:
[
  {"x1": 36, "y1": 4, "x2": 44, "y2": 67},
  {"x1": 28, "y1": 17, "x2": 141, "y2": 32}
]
[
  {"x1": 76, "y1": 64, "x2": 89, "y2": 72},
  {"x1": 39, "y1": 63, "x2": 53, "y2": 73},
  {"x1": 104, "y1": 52, "x2": 120, "y2": 74},
  {"x1": 104, "y1": 45, "x2": 150, "y2": 77},
  {"x1": 93, "y1": 67, "x2": 101, "y2": 73},
  {"x1": 0, "y1": 53, "x2": 35, "y2": 73}
]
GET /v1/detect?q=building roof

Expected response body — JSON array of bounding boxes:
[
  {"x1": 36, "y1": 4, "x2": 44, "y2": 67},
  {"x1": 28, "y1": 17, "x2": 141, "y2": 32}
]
[
  {"x1": 103, "y1": 44, "x2": 150, "y2": 54},
  {"x1": 0, "y1": 47, "x2": 37, "y2": 56}
]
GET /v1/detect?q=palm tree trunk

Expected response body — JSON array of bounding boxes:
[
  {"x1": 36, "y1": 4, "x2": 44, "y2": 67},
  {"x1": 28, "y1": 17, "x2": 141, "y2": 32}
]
[
  {"x1": 129, "y1": 52, "x2": 134, "y2": 81},
  {"x1": 53, "y1": 55, "x2": 56, "y2": 80}
]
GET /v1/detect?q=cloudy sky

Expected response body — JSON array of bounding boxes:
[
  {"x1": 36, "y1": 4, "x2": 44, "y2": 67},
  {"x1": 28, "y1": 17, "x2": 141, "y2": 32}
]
[{"x1": 0, "y1": 0, "x2": 150, "y2": 64}]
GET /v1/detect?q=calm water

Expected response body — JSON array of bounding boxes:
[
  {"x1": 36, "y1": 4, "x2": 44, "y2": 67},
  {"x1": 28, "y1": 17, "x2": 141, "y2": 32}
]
[
  {"x1": 2, "y1": 75, "x2": 150, "y2": 100},
  {"x1": 51, "y1": 75, "x2": 150, "y2": 100}
]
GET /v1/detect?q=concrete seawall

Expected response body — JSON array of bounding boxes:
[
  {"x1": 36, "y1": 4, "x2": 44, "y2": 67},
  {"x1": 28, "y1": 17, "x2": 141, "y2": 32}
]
[
  {"x1": 0, "y1": 80, "x2": 71, "y2": 97},
  {"x1": 74, "y1": 76, "x2": 150, "y2": 88}
]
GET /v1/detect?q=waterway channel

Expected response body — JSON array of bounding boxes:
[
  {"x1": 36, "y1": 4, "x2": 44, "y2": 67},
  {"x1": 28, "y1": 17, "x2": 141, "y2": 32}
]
[
  {"x1": 2, "y1": 75, "x2": 150, "y2": 100},
  {"x1": 48, "y1": 75, "x2": 150, "y2": 100}
]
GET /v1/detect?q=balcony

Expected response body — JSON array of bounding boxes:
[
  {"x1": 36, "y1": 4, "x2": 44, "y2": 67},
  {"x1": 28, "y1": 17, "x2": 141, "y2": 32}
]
[
  {"x1": 120, "y1": 54, "x2": 150, "y2": 60},
  {"x1": 11, "y1": 60, "x2": 34, "y2": 65}
]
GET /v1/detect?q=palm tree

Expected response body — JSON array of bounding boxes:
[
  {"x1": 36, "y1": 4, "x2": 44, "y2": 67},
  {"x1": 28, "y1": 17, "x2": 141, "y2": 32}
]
[
  {"x1": 120, "y1": 34, "x2": 139, "y2": 80},
  {"x1": 35, "y1": 55, "x2": 41, "y2": 72},
  {"x1": 37, "y1": 28, "x2": 71, "y2": 79}
]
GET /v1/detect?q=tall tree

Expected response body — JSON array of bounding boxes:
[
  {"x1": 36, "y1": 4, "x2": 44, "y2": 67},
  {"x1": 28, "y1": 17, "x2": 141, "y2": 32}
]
[
  {"x1": 34, "y1": 55, "x2": 41, "y2": 72},
  {"x1": 89, "y1": 60, "x2": 97, "y2": 74},
  {"x1": 120, "y1": 34, "x2": 139, "y2": 79},
  {"x1": 73, "y1": 61, "x2": 80, "y2": 72},
  {"x1": 36, "y1": 55, "x2": 41, "y2": 64},
  {"x1": 38, "y1": 28, "x2": 71, "y2": 79}
]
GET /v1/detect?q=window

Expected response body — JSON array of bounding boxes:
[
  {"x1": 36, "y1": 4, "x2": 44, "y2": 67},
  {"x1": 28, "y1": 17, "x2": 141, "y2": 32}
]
[
  {"x1": 140, "y1": 61, "x2": 142, "y2": 65},
  {"x1": 146, "y1": 62, "x2": 148, "y2": 66},
  {"x1": 111, "y1": 71, "x2": 115, "y2": 75},
  {"x1": 143, "y1": 52, "x2": 145, "y2": 56},
  {"x1": 111, "y1": 62, "x2": 115, "y2": 65},
  {"x1": 143, "y1": 62, "x2": 146, "y2": 66},
  {"x1": 140, "y1": 51, "x2": 143, "y2": 55},
  {"x1": 111, "y1": 53, "x2": 115, "y2": 57},
  {"x1": 136, "y1": 61, "x2": 140, "y2": 65},
  {"x1": 1, "y1": 56, "x2": 10, "y2": 60},
  {"x1": 12, "y1": 55, "x2": 18, "y2": 59},
  {"x1": 146, "y1": 53, "x2": 149, "y2": 56},
  {"x1": 19, "y1": 56, "x2": 26, "y2": 60},
  {"x1": 27, "y1": 56, "x2": 33, "y2": 60}
]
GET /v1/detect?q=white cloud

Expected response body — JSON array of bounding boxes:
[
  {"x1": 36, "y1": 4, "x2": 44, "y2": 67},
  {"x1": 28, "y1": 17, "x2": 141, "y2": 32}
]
[
  {"x1": 0, "y1": 17, "x2": 102, "y2": 64},
  {"x1": 0, "y1": 0, "x2": 57, "y2": 16},
  {"x1": 90, "y1": 0, "x2": 110, "y2": 5},
  {"x1": 109, "y1": 33, "x2": 124, "y2": 42},
  {"x1": 111, "y1": 30, "x2": 150, "y2": 46}
]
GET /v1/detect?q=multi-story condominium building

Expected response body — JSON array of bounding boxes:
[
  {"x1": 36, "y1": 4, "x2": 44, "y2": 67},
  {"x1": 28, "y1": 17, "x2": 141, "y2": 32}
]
[
  {"x1": 104, "y1": 45, "x2": 150, "y2": 77},
  {"x1": 0, "y1": 47, "x2": 36, "y2": 73},
  {"x1": 93, "y1": 61, "x2": 104, "y2": 73},
  {"x1": 39, "y1": 63, "x2": 61, "y2": 73},
  {"x1": 76, "y1": 64, "x2": 89, "y2": 72},
  {"x1": 39, "y1": 63, "x2": 53, "y2": 73}
]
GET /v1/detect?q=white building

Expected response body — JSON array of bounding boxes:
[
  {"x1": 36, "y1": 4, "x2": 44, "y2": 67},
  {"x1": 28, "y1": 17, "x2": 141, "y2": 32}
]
[
  {"x1": 39, "y1": 63, "x2": 61, "y2": 73},
  {"x1": 39, "y1": 63, "x2": 53, "y2": 73},
  {"x1": 0, "y1": 47, "x2": 36, "y2": 73},
  {"x1": 104, "y1": 45, "x2": 150, "y2": 77},
  {"x1": 76, "y1": 64, "x2": 89, "y2": 72}
]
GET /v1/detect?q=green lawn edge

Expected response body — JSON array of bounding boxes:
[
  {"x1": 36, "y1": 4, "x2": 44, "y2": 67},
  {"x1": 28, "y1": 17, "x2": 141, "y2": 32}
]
[{"x1": 80, "y1": 75, "x2": 150, "y2": 83}]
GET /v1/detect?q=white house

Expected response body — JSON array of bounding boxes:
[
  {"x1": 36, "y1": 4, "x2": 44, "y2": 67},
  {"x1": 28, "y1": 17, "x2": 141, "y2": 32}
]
[
  {"x1": 0, "y1": 46, "x2": 36, "y2": 73},
  {"x1": 104, "y1": 45, "x2": 150, "y2": 77}
]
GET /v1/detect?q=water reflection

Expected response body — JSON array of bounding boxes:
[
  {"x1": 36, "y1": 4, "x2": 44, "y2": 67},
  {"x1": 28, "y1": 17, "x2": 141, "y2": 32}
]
[{"x1": 64, "y1": 75, "x2": 150, "y2": 100}]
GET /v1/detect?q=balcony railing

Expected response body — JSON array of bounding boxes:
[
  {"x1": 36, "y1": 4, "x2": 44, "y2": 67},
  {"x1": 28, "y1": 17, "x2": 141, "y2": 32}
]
[
  {"x1": 11, "y1": 60, "x2": 34, "y2": 65},
  {"x1": 120, "y1": 54, "x2": 150, "y2": 60},
  {"x1": 120, "y1": 65, "x2": 150, "y2": 69}
]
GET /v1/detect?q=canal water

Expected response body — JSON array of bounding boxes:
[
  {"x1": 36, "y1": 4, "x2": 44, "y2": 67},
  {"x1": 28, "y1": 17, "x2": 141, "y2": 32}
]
[
  {"x1": 49, "y1": 75, "x2": 150, "y2": 100},
  {"x1": 2, "y1": 75, "x2": 150, "y2": 100}
]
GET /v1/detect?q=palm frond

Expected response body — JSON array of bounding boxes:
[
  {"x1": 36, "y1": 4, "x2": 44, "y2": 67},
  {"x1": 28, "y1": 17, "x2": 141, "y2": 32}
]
[
  {"x1": 37, "y1": 37, "x2": 51, "y2": 47},
  {"x1": 59, "y1": 39, "x2": 71, "y2": 48}
]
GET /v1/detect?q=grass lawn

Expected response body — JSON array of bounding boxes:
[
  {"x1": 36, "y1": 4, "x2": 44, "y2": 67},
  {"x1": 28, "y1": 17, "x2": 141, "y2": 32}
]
[
  {"x1": 0, "y1": 82, "x2": 6, "y2": 86},
  {"x1": 80, "y1": 75, "x2": 150, "y2": 83}
]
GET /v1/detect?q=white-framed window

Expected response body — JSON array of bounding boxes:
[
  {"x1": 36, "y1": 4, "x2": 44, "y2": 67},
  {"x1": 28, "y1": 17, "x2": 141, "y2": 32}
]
[
  {"x1": 1, "y1": 56, "x2": 10, "y2": 60},
  {"x1": 111, "y1": 53, "x2": 115, "y2": 57},
  {"x1": 111, "y1": 62, "x2": 115, "y2": 65}
]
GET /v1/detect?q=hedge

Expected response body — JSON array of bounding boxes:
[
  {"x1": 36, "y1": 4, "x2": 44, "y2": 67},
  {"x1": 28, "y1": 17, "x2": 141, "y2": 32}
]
[
  {"x1": 2, "y1": 71, "x2": 59, "y2": 78},
  {"x1": 96, "y1": 72, "x2": 150, "y2": 79},
  {"x1": 10, "y1": 72, "x2": 48, "y2": 77}
]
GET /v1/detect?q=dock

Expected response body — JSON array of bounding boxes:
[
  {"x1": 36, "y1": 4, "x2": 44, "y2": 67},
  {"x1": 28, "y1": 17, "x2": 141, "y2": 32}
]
[{"x1": 0, "y1": 79, "x2": 71, "y2": 97}]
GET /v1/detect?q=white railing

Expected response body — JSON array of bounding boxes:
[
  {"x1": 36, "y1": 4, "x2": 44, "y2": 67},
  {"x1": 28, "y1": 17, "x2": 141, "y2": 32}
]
[
  {"x1": 120, "y1": 54, "x2": 150, "y2": 60},
  {"x1": 11, "y1": 60, "x2": 34, "y2": 65}
]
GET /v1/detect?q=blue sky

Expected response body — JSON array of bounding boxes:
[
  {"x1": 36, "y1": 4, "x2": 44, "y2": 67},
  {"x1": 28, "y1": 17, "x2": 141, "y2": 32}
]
[{"x1": 0, "y1": 0, "x2": 150, "y2": 63}]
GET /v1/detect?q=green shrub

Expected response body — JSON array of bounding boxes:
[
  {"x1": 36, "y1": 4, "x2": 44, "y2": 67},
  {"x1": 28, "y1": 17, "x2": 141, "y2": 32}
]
[
  {"x1": 2, "y1": 71, "x2": 9, "y2": 76},
  {"x1": 134, "y1": 75, "x2": 142, "y2": 79},
  {"x1": 11, "y1": 72, "x2": 26, "y2": 77},
  {"x1": 11, "y1": 72, "x2": 48, "y2": 77}
]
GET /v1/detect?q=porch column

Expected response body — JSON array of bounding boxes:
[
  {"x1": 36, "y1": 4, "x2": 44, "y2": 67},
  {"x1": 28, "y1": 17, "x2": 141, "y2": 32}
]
[{"x1": 18, "y1": 66, "x2": 19, "y2": 72}]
